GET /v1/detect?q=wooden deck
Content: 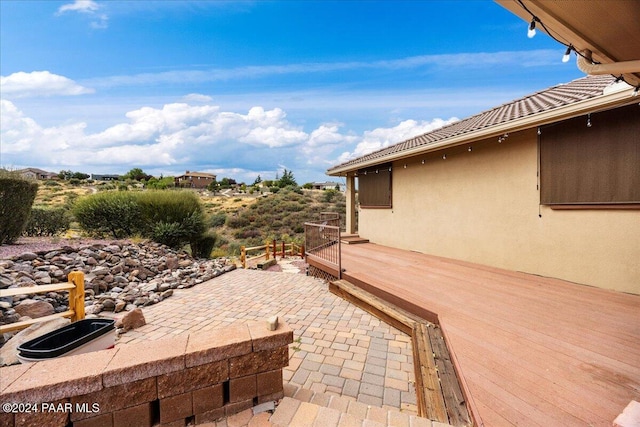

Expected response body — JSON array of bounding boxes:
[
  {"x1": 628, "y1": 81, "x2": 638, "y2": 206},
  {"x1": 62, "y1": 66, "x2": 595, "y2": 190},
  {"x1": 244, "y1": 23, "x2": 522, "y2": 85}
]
[{"x1": 337, "y1": 242, "x2": 640, "y2": 427}]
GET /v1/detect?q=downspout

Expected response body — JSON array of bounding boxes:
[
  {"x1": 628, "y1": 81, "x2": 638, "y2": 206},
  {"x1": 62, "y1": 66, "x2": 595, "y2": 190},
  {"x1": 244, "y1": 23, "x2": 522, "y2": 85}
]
[{"x1": 577, "y1": 49, "x2": 640, "y2": 75}]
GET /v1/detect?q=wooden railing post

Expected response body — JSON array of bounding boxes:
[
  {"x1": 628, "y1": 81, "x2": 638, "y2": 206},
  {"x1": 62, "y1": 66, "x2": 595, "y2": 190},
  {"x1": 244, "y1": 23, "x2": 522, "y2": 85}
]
[
  {"x1": 68, "y1": 271, "x2": 85, "y2": 322},
  {"x1": 265, "y1": 243, "x2": 270, "y2": 261},
  {"x1": 281, "y1": 241, "x2": 285, "y2": 258},
  {"x1": 241, "y1": 246, "x2": 247, "y2": 268}
]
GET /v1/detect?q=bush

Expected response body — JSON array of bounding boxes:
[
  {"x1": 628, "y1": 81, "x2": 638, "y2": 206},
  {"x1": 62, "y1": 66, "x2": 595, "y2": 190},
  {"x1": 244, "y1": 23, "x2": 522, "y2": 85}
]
[
  {"x1": 136, "y1": 191, "x2": 206, "y2": 247},
  {"x1": 74, "y1": 189, "x2": 207, "y2": 247},
  {"x1": 190, "y1": 231, "x2": 218, "y2": 258},
  {"x1": 0, "y1": 173, "x2": 39, "y2": 244},
  {"x1": 151, "y1": 222, "x2": 186, "y2": 249},
  {"x1": 73, "y1": 192, "x2": 143, "y2": 238},
  {"x1": 209, "y1": 212, "x2": 227, "y2": 228},
  {"x1": 23, "y1": 207, "x2": 71, "y2": 236}
]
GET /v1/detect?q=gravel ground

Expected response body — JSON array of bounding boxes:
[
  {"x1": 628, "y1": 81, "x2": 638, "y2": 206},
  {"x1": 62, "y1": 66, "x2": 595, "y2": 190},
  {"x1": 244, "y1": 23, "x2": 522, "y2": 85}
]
[{"x1": 0, "y1": 237, "x2": 127, "y2": 260}]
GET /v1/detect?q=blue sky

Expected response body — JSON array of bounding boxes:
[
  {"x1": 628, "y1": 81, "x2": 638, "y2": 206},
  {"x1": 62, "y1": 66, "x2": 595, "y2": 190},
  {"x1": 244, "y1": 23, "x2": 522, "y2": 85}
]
[{"x1": 1, "y1": 0, "x2": 584, "y2": 184}]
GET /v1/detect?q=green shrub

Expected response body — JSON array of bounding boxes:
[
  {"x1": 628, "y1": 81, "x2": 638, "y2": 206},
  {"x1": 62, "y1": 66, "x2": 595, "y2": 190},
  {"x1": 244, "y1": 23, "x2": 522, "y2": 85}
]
[
  {"x1": 73, "y1": 191, "x2": 143, "y2": 238},
  {"x1": 209, "y1": 212, "x2": 227, "y2": 228},
  {"x1": 190, "y1": 231, "x2": 218, "y2": 258},
  {"x1": 44, "y1": 180, "x2": 61, "y2": 187},
  {"x1": 23, "y1": 207, "x2": 70, "y2": 236},
  {"x1": 0, "y1": 173, "x2": 39, "y2": 244},
  {"x1": 151, "y1": 222, "x2": 186, "y2": 249}
]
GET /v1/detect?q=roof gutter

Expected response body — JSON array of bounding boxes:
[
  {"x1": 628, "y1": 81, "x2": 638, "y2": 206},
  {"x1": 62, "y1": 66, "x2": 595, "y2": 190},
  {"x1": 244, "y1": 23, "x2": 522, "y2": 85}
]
[
  {"x1": 327, "y1": 86, "x2": 636, "y2": 176},
  {"x1": 577, "y1": 50, "x2": 640, "y2": 76}
]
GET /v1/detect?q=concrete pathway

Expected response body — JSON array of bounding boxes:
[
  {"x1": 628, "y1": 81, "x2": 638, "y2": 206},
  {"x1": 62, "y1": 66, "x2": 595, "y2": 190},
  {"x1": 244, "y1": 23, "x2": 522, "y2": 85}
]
[{"x1": 115, "y1": 266, "x2": 419, "y2": 425}]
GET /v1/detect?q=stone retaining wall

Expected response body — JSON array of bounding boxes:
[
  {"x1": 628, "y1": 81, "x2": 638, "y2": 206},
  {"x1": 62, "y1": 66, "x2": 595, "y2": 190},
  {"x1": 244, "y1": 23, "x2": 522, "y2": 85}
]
[{"x1": 0, "y1": 321, "x2": 293, "y2": 427}]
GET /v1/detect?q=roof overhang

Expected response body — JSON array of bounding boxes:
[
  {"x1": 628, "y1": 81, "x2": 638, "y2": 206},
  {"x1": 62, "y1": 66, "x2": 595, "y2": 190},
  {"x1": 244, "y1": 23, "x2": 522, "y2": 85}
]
[
  {"x1": 327, "y1": 84, "x2": 636, "y2": 176},
  {"x1": 495, "y1": 0, "x2": 640, "y2": 87}
]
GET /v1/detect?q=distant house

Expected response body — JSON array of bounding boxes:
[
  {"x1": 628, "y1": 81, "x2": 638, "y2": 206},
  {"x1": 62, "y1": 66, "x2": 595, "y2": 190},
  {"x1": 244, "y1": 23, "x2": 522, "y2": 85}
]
[
  {"x1": 311, "y1": 181, "x2": 345, "y2": 192},
  {"x1": 174, "y1": 171, "x2": 216, "y2": 189},
  {"x1": 327, "y1": 75, "x2": 639, "y2": 295},
  {"x1": 16, "y1": 168, "x2": 58, "y2": 180},
  {"x1": 91, "y1": 174, "x2": 120, "y2": 181}
]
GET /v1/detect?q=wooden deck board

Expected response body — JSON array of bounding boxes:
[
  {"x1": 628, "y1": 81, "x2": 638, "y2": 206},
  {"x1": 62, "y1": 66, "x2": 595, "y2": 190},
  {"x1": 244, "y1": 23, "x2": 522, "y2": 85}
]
[{"x1": 338, "y1": 243, "x2": 640, "y2": 427}]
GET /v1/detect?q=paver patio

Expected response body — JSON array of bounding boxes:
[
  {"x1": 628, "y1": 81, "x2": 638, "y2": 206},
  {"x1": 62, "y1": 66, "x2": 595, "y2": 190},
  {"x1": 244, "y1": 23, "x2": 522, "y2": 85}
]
[{"x1": 114, "y1": 265, "x2": 418, "y2": 424}]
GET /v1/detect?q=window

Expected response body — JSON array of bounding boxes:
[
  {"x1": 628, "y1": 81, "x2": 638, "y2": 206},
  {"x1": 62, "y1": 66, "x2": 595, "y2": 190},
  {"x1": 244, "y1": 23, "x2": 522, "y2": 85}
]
[
  {"x1": 540, "y1": 104, "x2": 639, "y2": 207},
  {"x1": 358, "y1": 164, "x2": 392, "y2": 208}
]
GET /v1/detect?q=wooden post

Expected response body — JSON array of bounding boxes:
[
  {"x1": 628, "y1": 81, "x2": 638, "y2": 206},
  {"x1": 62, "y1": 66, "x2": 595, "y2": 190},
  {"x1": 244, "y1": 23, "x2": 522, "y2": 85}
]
[
  {"x1": 281, "y1": 241, "x2": 285, "y2": 258},
  {"x1": 272, "y1": 240, "x2": 276, "y2": 259},
  {"x1": 241, "y1": 246, "x2": 247, "y2": 268},
  {"x1": 300, "y1": 244, "x2": 305, "y2": 259},
  {"x1": 68, "y1": 271, "x2": 85, "y2": 322}
]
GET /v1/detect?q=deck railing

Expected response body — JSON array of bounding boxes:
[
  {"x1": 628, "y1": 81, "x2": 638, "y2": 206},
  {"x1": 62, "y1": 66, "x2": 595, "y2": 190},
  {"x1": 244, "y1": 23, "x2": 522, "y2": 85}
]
[
  {"x1": 0, "y1": 271, "x2": 85, "y2": 334},
  {"x1": 304, "y1": 213, "x2": 341, "y2": 279}
]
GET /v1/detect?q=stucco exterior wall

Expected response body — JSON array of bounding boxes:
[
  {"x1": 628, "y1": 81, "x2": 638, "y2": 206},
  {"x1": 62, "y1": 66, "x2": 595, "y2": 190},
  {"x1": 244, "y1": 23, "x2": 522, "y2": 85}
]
[{"x1": 357, "y1": 129, "x2": 640, "y2": 294}]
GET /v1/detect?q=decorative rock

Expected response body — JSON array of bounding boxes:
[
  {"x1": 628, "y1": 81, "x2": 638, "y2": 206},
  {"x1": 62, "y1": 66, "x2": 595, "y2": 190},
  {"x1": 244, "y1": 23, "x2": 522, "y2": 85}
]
[
  {"x1": 17, "y1": 252, "x2": 38, "y2": 261},
  {"x1": 115, "y1": 308, "x2": 146, "y2": 332},
  {"x1": 14, "y1": 299, "x2": 55, "y2": 319},
  {"x1": 114, "y1": 300, "x2": 126, "y2": 313},
  {"x1": 1, "y1": 241, "x2": 234, "y2": 327}
]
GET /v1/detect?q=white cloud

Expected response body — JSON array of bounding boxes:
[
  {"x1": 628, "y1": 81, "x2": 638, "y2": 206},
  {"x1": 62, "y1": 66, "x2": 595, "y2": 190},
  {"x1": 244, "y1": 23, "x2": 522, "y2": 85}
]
[
  {"x1": 0, "y1": 71, "x2": 94, "y2": 98},
  {"x1": 56, "y1": 0, "x2": 108, "y2": 29},
  {"x1": 182, "y1": 93, "x2": 213, "y2": 103},
  {"x1": 57, "y1": 0, "x2": 100, "y2": 14},
  {"x1": 83, "y1": 50, "x2": 561, "y2": 89},
  {"x1": 336, "y1": 118, "x2": 458, "y2": 164},
  {"x1": 1, "y1": 98, "x2": 458, "y2": 183}
]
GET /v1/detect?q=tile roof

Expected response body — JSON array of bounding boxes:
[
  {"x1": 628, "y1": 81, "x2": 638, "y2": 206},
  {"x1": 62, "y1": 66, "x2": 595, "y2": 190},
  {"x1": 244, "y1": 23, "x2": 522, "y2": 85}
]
[{"x1": 328, "y1": 75, "x2": 617, "y2": 173}]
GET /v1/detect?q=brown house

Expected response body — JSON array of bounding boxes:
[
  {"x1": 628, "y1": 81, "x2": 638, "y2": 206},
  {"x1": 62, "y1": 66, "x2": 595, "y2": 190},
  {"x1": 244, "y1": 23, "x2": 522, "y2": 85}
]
[{"x1": 174, "y1": 171, "x2": 216, "y2": 189}]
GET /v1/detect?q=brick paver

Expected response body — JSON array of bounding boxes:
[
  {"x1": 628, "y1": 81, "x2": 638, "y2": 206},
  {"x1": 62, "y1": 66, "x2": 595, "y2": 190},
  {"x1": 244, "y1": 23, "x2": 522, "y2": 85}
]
[{"x1": 113, "y1": 265, "x2": 417, "y2": 425}]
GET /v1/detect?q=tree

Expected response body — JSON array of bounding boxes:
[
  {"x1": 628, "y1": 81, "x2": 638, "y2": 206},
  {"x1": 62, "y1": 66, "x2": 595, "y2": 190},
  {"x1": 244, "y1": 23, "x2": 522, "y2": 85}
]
[
  {"x1": 253, "y1": 175, "x2": 262, "y2": 186},
  {"x1": 123, "y1": 168, "x2": 152, "y2": 181},
  {"x1": 278, "y1": 169, "x2": 297, "y2": 187},
  {"x1": 219, "y1": 177, "x2": 236, "y2": 189},
  {"x1": 58, "y1": 170, "x2": 89, "y2": 180},
  {"x1": 206, "y1": 179, "x2": 218, "y2": 193}
]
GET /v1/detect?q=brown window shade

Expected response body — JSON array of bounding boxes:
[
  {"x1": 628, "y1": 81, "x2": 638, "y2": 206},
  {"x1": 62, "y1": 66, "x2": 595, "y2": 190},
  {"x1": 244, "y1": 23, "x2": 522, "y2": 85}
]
[
  {"x1": 540, "y1": 104, "x2": 640, "y2": 205},
  {"x1": 358, "y1": 165, "x2": 392, "y2": 208}
]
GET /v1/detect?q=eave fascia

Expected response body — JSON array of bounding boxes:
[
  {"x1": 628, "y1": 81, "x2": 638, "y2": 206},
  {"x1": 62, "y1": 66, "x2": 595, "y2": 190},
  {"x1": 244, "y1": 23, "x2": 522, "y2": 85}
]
[{"x1": 326, "y1": 87, "x2": 636, "y2": 177}]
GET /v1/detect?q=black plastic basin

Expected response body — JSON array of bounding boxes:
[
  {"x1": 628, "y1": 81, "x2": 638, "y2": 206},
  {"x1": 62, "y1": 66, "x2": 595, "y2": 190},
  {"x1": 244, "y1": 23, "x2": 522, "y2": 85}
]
[{"x1": 17, "y1": 318, "x2": 115, "y2": 360}]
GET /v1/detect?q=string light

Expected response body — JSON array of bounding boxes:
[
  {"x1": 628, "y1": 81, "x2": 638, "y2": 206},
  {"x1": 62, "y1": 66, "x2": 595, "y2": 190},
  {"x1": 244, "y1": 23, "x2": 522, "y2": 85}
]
[
  {"x1": 516, "y1": 0, "x2": 607, "y2": 69},
  {"x1": 587, "y1": 113, "x2": 592, "y2": 127},
  {"x1": 634, "y1": 86, "x2": 639, "y2": 97},
  {"x1": 442, "y1": 154, "x2": 447, "y2": 160},
  {"x1": 527, "y1": 18, "x2": 538, "y2": 38},
  {"x1": 468, "y1": 146, "x2": 473, "y2": 152},
  {"x1": 421, "y1": 159, "x2": 425, "y2": 165},
  {"x1": 537, "y1": 127, "x2": 541, "y2": 135}
]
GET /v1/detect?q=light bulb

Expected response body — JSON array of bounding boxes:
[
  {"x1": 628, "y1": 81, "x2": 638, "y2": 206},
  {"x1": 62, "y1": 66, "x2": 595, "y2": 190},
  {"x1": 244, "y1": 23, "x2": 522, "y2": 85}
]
[
  {"x1": 587, "y1": 113, "x2": 592, "y2": 128},
  {"x1": 527, "y1": 19, "x2": 537, "y2": 38},
  {"x1": 562, "y1": 47, "x2": 571, "y2": 63}
]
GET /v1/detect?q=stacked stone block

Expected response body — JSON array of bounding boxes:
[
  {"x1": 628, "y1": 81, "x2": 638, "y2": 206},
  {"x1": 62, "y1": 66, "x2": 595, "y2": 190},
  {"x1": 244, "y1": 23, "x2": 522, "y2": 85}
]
[{"x1": 0, "y1": 321, "x2": 293, "y2": 427}]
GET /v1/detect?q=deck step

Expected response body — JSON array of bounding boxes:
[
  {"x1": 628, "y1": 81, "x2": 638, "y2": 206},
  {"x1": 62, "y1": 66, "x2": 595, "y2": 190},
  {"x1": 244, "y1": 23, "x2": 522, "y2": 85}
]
[
  {"x1": 329, "y1": 280, "x2": 472, "y2": 427},
  {"x1": 340, "y1": 234, "x2": 370, "y2": 244},
  {"x1": 271, "y1": 386, "x2": 443, "y2": 427}
]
